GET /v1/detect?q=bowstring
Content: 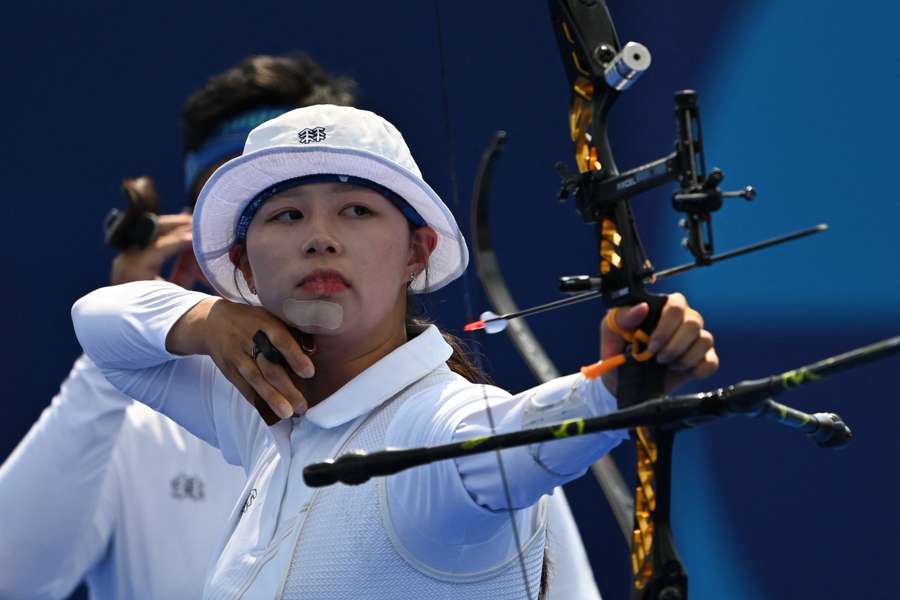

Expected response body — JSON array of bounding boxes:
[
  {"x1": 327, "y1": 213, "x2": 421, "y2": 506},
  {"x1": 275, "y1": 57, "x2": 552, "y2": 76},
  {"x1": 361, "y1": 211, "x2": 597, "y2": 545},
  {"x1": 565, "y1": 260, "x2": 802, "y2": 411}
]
[{"x1": 431, "y1": 2, "x2": 535, "y2": 598}]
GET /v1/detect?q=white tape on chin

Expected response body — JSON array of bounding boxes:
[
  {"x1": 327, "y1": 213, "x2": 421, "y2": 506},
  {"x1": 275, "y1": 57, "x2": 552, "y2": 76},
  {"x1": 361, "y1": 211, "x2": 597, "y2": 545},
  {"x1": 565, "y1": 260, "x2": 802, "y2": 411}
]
[{"x1": 282, "y1": 299, "x2": 344, "y2": 331}]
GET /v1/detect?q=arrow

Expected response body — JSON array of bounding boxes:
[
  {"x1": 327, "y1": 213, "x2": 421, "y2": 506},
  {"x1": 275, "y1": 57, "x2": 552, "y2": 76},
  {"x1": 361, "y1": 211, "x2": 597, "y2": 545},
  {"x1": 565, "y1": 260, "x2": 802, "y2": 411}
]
[{"x1": 464, "y1": 224, "x2": 828, "y2": 333}]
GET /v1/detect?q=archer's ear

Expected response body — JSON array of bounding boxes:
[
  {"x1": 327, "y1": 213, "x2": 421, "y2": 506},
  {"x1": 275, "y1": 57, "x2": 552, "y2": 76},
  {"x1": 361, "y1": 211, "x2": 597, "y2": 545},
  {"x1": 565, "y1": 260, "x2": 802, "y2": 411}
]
[
  {"x1": 228, "y1": 244, "x2": 254, "y2": 290},
  {"x1": 409, "y1": 226, "x2": 438, "y2": 270}
]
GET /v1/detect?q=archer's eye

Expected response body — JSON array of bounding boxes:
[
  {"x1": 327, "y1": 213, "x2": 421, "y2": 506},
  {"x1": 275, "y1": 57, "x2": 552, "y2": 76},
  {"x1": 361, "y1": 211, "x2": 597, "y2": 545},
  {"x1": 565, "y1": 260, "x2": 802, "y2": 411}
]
[
  {"x1": 341, "y1": 205, "x2": 373, "y2": 217},
  {"x1": 273, "y1": 209, "x2": 303, "y2": 222}
]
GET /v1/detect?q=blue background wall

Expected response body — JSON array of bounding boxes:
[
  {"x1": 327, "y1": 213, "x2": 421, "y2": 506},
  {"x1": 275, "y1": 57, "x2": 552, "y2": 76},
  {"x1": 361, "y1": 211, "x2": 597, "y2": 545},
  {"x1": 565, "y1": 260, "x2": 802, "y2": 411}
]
[{"x1": 1, "y1": 2, "x2": 897, "y2": 599}]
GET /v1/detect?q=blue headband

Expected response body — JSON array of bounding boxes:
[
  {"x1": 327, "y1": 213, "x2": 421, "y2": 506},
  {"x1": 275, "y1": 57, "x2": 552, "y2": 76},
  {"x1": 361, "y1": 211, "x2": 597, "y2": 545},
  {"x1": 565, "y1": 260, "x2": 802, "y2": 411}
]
[
  {"x1": 235, "y1": 174, "x2": 427, "y2": 242},
  {"x1": 184, "y1": 105, "x2": 294, "y2": 195}
]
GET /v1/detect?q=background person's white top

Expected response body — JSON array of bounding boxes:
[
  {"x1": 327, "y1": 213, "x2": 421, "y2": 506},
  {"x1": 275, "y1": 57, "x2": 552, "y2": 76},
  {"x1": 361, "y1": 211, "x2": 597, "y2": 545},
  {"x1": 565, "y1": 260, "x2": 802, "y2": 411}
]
[
  {"x1": 0, "y1": 355, "x2": 244, "y2": 600},
  {"x1": 72, "y1": 281, "x2": 627, "y2": 598},
  {"x1": 0, "y1": 358, "x2": 603, "y2": 600}
]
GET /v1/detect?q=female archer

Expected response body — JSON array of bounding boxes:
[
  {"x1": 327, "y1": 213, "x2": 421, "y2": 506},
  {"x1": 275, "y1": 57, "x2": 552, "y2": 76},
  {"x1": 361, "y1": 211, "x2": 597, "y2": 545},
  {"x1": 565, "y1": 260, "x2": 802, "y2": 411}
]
[{"x1": 73, "y1": 104, "x2": 717, "y2": 598}]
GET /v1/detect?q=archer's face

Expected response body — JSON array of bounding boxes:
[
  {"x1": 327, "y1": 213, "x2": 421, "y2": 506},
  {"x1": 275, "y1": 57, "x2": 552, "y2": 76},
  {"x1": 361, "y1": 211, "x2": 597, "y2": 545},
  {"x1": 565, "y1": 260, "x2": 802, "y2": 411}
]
[{"x1": 241, "y1": 182, "x2": 424, "y2": 336}]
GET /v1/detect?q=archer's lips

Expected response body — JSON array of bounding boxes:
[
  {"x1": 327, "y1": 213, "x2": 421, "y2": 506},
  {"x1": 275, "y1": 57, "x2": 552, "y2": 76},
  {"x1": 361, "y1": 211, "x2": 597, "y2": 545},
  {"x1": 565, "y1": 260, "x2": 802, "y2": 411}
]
[{"x1": 299, "y1": 269, "x2": 350, "y2": 295}]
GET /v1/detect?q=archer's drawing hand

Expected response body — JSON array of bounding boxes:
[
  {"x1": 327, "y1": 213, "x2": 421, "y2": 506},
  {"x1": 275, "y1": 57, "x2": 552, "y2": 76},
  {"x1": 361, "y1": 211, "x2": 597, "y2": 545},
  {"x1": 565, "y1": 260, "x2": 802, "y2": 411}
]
[
  {"x1": 166, "y1": 298, "x2": 315, "y2": 424},
  {"x1": 110, "y1": 213, "x2": 194, "y2": 286},
  {"x1": 599, "y1": 293, "x2": 718, "y2": 396}
]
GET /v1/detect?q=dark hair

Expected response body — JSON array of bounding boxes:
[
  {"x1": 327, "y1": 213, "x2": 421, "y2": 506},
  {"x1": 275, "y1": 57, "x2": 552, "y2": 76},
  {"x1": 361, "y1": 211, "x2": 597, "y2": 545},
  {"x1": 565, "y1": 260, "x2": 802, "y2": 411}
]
[
  {"x1": 181, "y1": 53, "x2": 357, "y2": 153},
  {"x1": 405, "y1": 297, "x2": 492, "y2": 385}
]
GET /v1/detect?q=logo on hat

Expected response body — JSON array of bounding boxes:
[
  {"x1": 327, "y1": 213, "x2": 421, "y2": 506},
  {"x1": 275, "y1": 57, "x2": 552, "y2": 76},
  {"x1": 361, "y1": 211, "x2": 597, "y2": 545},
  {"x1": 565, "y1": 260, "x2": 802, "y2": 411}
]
[{"x1": 298, "y1": 127, "x2": 327, "y2": 144}]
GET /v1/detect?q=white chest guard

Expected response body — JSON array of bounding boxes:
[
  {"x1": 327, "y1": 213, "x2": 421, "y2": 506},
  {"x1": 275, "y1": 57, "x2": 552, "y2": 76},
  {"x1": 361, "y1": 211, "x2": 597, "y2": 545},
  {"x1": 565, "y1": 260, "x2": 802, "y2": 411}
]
[{"x1": 279, "y1": 369, "x2": 547, "y2": 600}]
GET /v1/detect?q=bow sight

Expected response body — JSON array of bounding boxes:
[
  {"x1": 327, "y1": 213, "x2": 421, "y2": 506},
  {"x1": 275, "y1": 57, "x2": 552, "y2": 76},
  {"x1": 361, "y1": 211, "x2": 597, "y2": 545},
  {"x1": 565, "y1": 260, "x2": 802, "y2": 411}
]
[
  {"x1": 468, "y1": 8, "x2": 827, "y2": 330},
  {"x1": 557, "y1": 88, "x2": 758, "y2": 278},
  {"x1": 552, "y1": 57, "x2": 812, "y2": 304}
]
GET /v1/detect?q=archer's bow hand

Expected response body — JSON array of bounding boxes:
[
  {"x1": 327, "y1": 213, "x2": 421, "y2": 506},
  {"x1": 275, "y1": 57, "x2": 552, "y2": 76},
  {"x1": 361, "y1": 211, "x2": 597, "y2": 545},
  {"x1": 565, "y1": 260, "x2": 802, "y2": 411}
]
[{"x1": 599, "y1": 293, "x2": 719, "y2": 396}]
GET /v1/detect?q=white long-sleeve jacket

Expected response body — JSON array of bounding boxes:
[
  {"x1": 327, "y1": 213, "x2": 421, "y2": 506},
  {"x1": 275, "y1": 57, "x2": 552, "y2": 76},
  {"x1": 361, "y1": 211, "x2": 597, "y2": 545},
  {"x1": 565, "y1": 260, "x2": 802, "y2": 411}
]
[
  {"x1": 0, "y1": 321, "x2": 606, "y2": 600},
  {"x1": 71, "y1": 281, "x2": 628, "y2": 598}
]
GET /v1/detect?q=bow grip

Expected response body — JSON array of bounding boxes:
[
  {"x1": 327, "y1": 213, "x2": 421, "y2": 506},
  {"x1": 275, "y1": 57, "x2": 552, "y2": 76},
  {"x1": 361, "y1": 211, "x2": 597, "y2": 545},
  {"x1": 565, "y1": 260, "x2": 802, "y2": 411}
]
[{"x1": 616, "y1": 292, "x2": 668, "y2": 409}]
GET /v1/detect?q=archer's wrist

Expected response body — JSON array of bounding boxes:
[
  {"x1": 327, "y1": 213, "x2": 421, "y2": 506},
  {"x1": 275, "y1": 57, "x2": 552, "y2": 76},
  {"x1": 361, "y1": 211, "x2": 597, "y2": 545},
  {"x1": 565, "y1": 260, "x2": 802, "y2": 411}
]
[{"x1": 166, "y1": 297, "x2": 220, "y2": 356}]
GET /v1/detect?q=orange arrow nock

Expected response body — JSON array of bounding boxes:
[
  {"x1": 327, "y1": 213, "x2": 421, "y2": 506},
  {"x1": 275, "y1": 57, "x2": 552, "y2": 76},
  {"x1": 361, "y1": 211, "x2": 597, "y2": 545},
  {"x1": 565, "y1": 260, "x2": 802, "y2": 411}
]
[{"x1": 464, "y1": 320, "x2": 485, "y2": 332}]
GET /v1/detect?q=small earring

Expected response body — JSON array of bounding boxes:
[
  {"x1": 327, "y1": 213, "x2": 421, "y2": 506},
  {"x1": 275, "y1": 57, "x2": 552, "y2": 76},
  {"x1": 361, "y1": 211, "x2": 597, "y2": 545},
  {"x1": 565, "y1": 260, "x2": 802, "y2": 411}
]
[
  {"x1": 408, "y1": 272, "x2": 417, "y2": 283},
  {"x1": 249, "y1": 284, "x2": 258, "y2": 295}
]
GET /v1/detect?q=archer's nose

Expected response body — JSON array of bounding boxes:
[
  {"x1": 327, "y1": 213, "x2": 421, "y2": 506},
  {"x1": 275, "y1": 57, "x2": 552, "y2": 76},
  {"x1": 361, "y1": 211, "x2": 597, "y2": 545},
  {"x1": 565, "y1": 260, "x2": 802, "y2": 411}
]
[{"x1": 303, "y1": 235, "x2": 342, "y2": 255}]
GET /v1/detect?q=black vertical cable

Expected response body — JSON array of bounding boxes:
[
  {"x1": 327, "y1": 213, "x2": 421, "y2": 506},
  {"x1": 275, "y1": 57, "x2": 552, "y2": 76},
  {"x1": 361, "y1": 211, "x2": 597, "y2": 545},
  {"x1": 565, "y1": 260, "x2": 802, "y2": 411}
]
[
  {"x1": 432, "y1": 0, "x2": 478, "y2": 333},
  {"x1": 432, "y1": 2, "x2": 535, "y2": 598}
]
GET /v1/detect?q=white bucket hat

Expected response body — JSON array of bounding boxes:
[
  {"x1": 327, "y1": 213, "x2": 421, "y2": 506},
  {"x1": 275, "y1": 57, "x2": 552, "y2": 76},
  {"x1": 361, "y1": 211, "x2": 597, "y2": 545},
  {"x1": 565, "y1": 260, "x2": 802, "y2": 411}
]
[{"x1": 192, "y1": 104, "x2": 468, "y2": 303}]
